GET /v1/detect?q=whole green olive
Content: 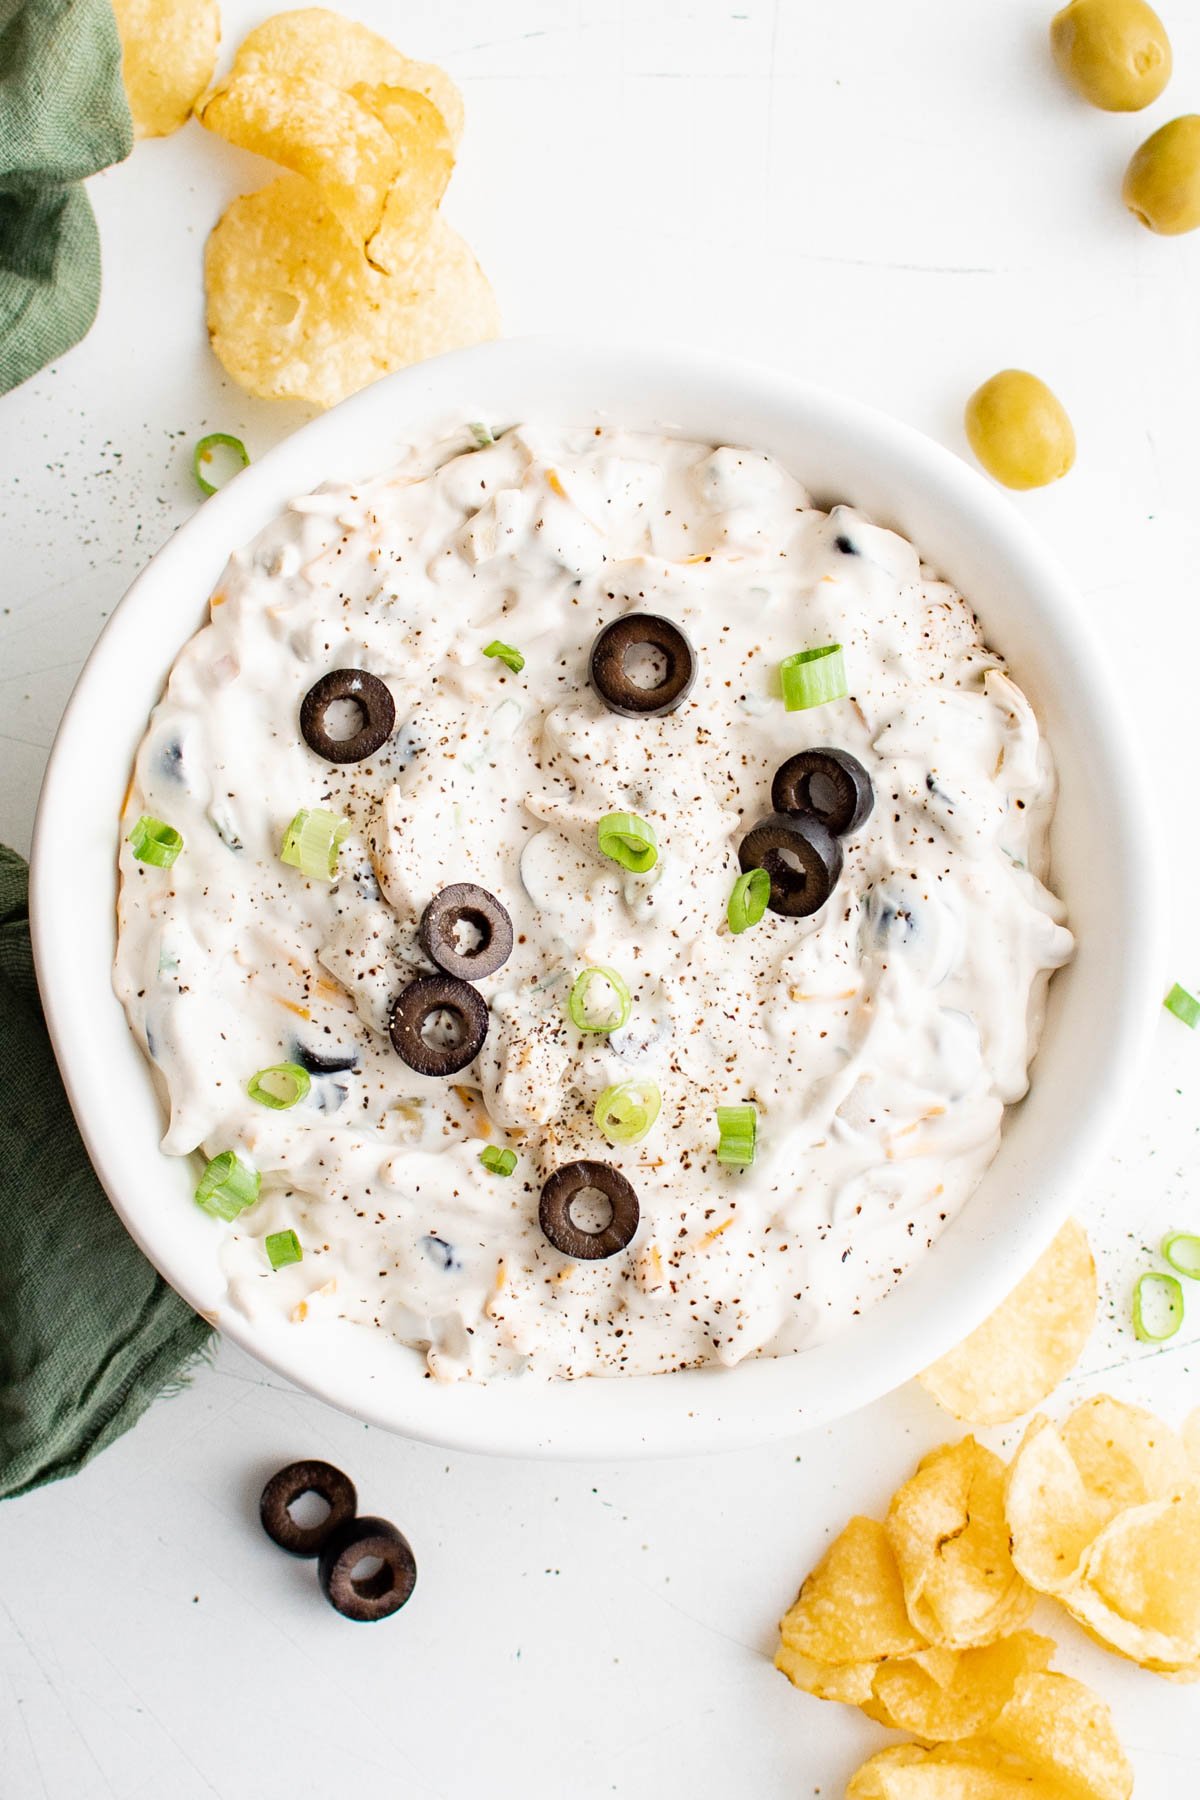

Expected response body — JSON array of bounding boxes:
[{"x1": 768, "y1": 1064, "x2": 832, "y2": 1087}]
[
  {"x1": 1123, "y1": 116, "x2": 1200, "y2": 234},
  {"x1": 1050, "y1": 0, "x2": 1171, "y2": 112},
  {"x1": 964, "y1": 372, "x2": 1076, "y2": 491}
]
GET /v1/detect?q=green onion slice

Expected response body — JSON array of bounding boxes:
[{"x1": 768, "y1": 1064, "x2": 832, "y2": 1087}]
[
  {"x1": 716, "y1": 1104, "x2": 758, "y2": 1167},
  {"x1": 480, "y1": 1144, "x2": 517, "y2": 1176},
  {"x1": 128, "y1": 814, "x2": 183, "y2": 867},
  {"x1": 468, "y1": 422, "x2": 495, "y2": 448},
  {"x1": 568, "y1": 966, "x2": 632, "y2": 1034},
  {"x1": 1162, "y1": 1231, "x2": 1200, "y2": 1280},
  {"x1": 280, "y1": 808, "x2": 348, "y2": 881},
  {"x1": 265, "y1": 1228, "x2": 303, "y2": 1269},
  {"x1": 1132, "y1": 1270, "x2": 1184, "y2": 1343},
  {"x1": 594, "y1": 1079, "x2": 662, "y2": 1146},
  {"x1": 779, "y1": 643, "x2": 848, "y2": 712},
  {"x1": 195, "y1": 1151, "x2": 260, "y2": 1221},
  {"x1": 597, "y1": 811, "x2": 658, "y2": 873},
  {"x1": 247, "y1": 1063, "x2": 311, "y2": 1110},
  {"x1": 483, "y1": 639, "x2": 525, "y2": 674},
  {"x1": 1164, "y1": 982, "x2": 1200, "y2": 1029},
  {"x1": 193, "y1": 432, "x2": 250, "y2": 497},
  {"x1": 728, "y1": 867, "x2": 771, "y2": 935}
]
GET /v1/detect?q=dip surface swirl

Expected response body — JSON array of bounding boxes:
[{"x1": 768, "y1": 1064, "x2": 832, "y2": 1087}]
[{"x1": 115, "y1": 425, "x2": 1073, "y2": 1380}]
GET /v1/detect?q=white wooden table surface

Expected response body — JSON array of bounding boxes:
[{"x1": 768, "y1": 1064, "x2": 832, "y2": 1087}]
[{"x1": 2, "y1": 3, "x2": 1199, "y2": 1794}]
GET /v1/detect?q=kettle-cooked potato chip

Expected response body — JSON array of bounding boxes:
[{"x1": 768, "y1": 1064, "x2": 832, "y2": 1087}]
[
  {"x1": 918, "y1": 1220, "x2": 1096, "y2": 1425},
  {"x1": 112, "y1": 0, "x2": 219, "y2": 137},
  {"x1": 772, "y1": 1646, "x2": 879, "y2": 1704},
  {"x1": 355, "y1": 86, "x2": 456, "y2": 251},
  {"x1": 1004, "y1": 1413, "x2": 1108, "y2": 1594},
  {"x1": 986, "y1": 1671, "x2": 1133, "y2": 1800},
  {"x1": 775, "y1": 1515, "x2": 927, "y2": 1670},
  {"x1": 1060, "y1": 1394, "x2": 1193, "y2": 1516},
  {"x1": 1068, "y1": 1490, "x2": 1200, "y2": 1675},
  {"x1": 221, "y1": 7, "x2": 464, "y2": 145},
  {"x1": 869, "y1": 1632, "x2": 1055, "y2": 1743},
  {"x1": 847, "y1": 1742, "x2": 1062, "y2": 1799},
  {"x1": 886, "y1": 1438, "x2": 1034, "y2": 1648},
  {"x1": 205, "y1": 176, "x2": 498, "y2": 408},
  {"x1": 200, "y1": 72, "x2": 401, "y2": 249}
]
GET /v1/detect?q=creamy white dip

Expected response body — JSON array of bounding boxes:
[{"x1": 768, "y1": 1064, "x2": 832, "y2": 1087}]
[{"x1": 115, "y1": 424, "x2": 1073, "y2": 1380}]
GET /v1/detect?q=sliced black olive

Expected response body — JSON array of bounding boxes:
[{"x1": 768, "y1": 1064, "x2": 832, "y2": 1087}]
[
  {"x1": 300, "y1": 669, "x2": 396, "y2": 764},
  {"x1": 418, "y1": 882, "x2": 513, "y2": 981},
  {"x1": 771, "y1": 747, "x2": 874, "y2": 837},
  {"x1": 294, "y1": 1042, "x2": 360, "y2": 1076},
  {"x1": 318, "y1": 1515, "x2": 417, "y2": 1622},
  {"x1": 388, "y1": 973, "x2": 489, "y2": 1076},
  {"x1": 539, "y1": 1160, "x2": 640, "y2": 1260},
  {"x1": 259, "y1": 1459, "x2": 357, "y2": 1557},
  {"x1": 834, "y1": 533, "x2": 858, "y2": 555},
  {"x1": 738, "y1": 813, "x2": 843, "y2": 918},
  {"x1": 588, "y1": 613, "x2": 696, "y2": 717}
]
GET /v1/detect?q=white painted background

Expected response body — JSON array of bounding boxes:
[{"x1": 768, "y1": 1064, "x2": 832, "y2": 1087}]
[{"x1": 2, "y1": 2, "x2": 1199, "y2": 1794}]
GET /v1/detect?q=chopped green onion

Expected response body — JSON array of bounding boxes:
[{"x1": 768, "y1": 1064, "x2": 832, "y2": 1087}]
[
  {"x1": 728, "y1": 867, "x2": 771, "y2": 935},
  {"x1": 483, "y1": 639, "x2": 525, "y2": 675},
  {"x1": 195, "y1": 1150, "x2": 260, "y2": 1221},
  {"x1": 247, "y1": 1063, "x2": 311, "y2": 1110},
  {"x1": 1162, "y1": 1232, "x2": 1200, "y2": 1280},
  {"x1": 280, "y1": 807, "x2": 348, "y2": 880},
  {"x1": 598, "y1": 811, "x2": 658, "y2": 873},
  {"x1": 594, "y1": 1079, "x2": 662, "y2": 1146},
  {"x1": 480, "y1": 1144, "x2": 517, "y2": 1176},
  {"x1": 1164, "y1": 982, "x2": 1200, "y2": 1029},
  {"x1": 468, "y1": 422, "x2": 495, "y2": 448},
  {"x1": 265, "y1": 1228, "x2": 303, "y2": 1269},
  {"x1": 568, "y1": 966, "x2": 632, "y2": 1034},
  {"x1": 716, "y1": 1104, "x2": 758, "y2": 1167},
  {"x1": 1132, "y1": 1270, "x2": 1184, "y2": 1343},
  {"x1": 128, "y1": 814, "x2": 183, "y2": 867},
  {"x1": 779, "y1": 643, "x2": 848, "y2": 711},
  {"x1": 193, "y1": 432, "x2": 250, "y2": 497}
]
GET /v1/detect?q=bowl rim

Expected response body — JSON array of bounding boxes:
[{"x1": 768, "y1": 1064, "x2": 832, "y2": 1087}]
[{"x1": 30, "y1": 336, "x2": 1166, "y2": 1458}]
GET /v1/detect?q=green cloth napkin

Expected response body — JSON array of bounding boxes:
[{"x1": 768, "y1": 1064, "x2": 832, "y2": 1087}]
[
  {"x1": 0, "y1": 848, "x2": 211, "y2": 1500},
  {"x1": 0, "y1": 0, "x2": 132, "y2": 395}
]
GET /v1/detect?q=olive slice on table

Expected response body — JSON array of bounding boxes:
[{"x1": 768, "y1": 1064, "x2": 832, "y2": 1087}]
[
  {"x1": 771, "y1": 747, "x2": 874, "y2": 837},
  {"x1": 260, "y1": 1459, "x2": 358, "y2": 1557},
  {"x1": 539, "y1": 1160, "x2": 640, "y2": 1260},
  {"x1": 300, "y1": 669, "x2": 396, "y2": 764},
  {"x1": 388, "y1": 973, "x2": 489, "y2": 1076},
  {"x1": 318, "y1": 1515, "x2": 417, "y2": 1622},
  {"x1": 738, "y1": 814, "x2": 843, "y2": 918},
  {"x1": 418, "y1": 883, "x2": 513, "y2": 981},
  {"x1": 589, "y1": 613, "x2": 697, "y2": 717}
]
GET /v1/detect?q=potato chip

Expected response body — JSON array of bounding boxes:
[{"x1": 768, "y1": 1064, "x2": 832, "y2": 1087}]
[
  {"x1": 776, "y1": 1515, "x2": 927, "y2": 1668},
  {"x1": 772, "y1": 1645, "x2": 878, "y2": 1704},
  {"x1": 354, "y1": 86, "x2": 456, "y2": 251},
  {"x1": 847, "y1": 1742, "x2": 1062, "y2": 1799},
  {"x1": 986, "y1": 1671, "x2": 1133, "y2": 1800},
  {"x1": 112, "y1": 0, "x2": 219, "y2": 138},
  {"x1": 886, "y1": 1438, "x2": 1034, "y2": 1647},
  {"x1": 1004, "y1": 1414, "x2": 1105, "y2": 1594},
  {"x1": 200, "y1": 73, "x2": 400, "y2": 248},
  {"x1": 1067, "y1": 1490, "x2": 1200, "y2": 1673},
  {"x1": 1060, "y1": 1394, "x2": 1193, "y2": 1517},
  {"x1": 869, "y1": 1632, "x2": 1055, "y2": 1743},
  {"x1": 918, "y1": 1220, "x2": 1096, "y2": 1425},
  {"x1": 205, "y1": 176, "x2": 498, "y2": 408},
  {"x1": 222, "y1": 7, "x2": 464, "y2": 146}
]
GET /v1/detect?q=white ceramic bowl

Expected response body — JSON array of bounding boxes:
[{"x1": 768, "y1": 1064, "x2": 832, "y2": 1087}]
[{"x1": 31, "y1": 340, "x2": 1163, "y2": 1457}]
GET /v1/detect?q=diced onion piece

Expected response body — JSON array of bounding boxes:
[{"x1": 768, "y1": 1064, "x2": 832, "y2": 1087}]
[
  {"x1": 193, "y1": 432, "x2": 250, "y2": 497},
  {"x1": 480, "y1": 1145, "x2": 517, "y2": 1176},
  {"x1": 727, "y1": 867, "x2": 770, "y2": 935},
  {"x1": 1164, "y1": 982, "x2": 1200, "y2": 1028},
  {"x1": 594, "y1": 1080, "x2": 662, "y2": 1146},
  {"x1": 779, "y1": 643, "x2": 847, "y2": 711},
  {"x1": 468, "y1": 422, "x2": 495, "y2": 448},
  {"x1": 568, "y1": 966, "x2": 632, "y2": 1034},
  {"x1": 483, "y1": 639, "x2": 524, "y2": 674},
  {"x1": 195, "y1": 1150, "x2": 260, "y2": 1221},
  {"x1": 597, "y1": 811, "x2": 658, "y2": 873},
  {"x1": 280, "y1": 808, "x2": 348, "y2": 880},
  {"x1": 247, "y1": 1063, "x2": 311, "y2": 1110},
  {"x1": 1132, "y1": 1270, "x2": 1184, "y2": 1342},
  {"x1": 716, "y1": 1103, "x2": 757, "y2": 1167},
  {"x1": 128, "y1": 814, "x2": 183, "y2": 867},
  {"x1": 1162, "y1": 1231, "x2": 1200, "y2": 1280},
  {"x1": 265, "y1": 1229, "x2": 303, "y2": 1269}
]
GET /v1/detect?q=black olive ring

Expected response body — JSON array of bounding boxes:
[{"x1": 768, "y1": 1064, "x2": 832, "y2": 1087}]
[
  {"x1": 738, "y1": 813, "x2": 843, "y2": 918},
  {"x1": 300, "y1": 668, "x2": 396, "y2": 764},
  {"x1": 318, "y1": 1515, "x2": 417, "y2": 1622},
  {"x1": 588, "y1": 613, "x2": 697, "y2": 718},
  {"x1": 259, "y1": 1459, "x2": 358, "y2": 1557},
  {"x1": 388, "y1": 973, "x2": 490, "y2": 1076},
  {"x1": 771, "y1": 747, "x2": 874, "y2": 838},
  {"x1": 418, "y1": 883, "x2": 514, "y2": 981},
  {"x1": 539, "y1": 1160, "x2": 640, "y2": 1260}
]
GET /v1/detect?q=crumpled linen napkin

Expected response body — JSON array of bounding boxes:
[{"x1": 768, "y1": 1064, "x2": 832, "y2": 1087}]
[
  {"x1": 0, "y1": 847, "x2": 211, "y2": 1500},
  {"x1": 0, "y1": 0, "x2": 132, "y2": 394}
]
